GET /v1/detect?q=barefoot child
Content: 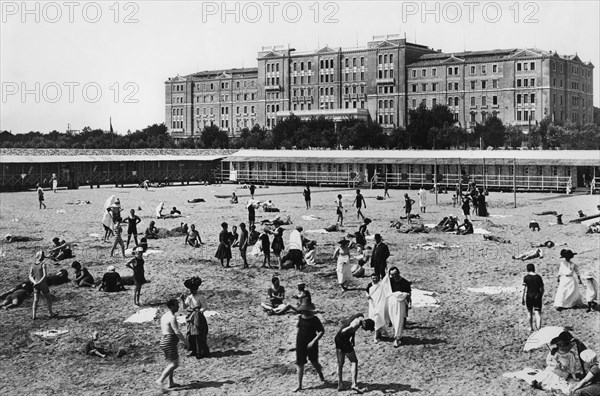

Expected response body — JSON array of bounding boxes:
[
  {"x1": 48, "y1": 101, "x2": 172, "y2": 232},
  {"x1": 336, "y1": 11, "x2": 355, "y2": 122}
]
[
  {"x1": 582, "y1": 272, "x2": 598, "y2": 313},
  {"x1": 111, "y1": 223, "x2": 126, "y2": 257},
  {"x1": 126, "y1": 248, "x2": 146, "y2": 306},
  {"x1": 84, "y1": 331, "x2": 107, "y2": 358}
]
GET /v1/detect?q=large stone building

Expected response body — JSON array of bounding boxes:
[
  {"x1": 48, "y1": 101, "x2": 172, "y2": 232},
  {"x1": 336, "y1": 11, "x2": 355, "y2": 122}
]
[{"x1": 165, "y1": 35, "x2": 594, "y2": 139}]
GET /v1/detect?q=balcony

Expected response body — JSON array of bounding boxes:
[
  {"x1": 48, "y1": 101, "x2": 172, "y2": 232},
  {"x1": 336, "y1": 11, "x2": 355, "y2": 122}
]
[
  {"x1": 265, "y1": 85, "x2": 282, "y2": 91},
  {"x1": 376, "y1": 78, "x2": 395, "y2": 85}
]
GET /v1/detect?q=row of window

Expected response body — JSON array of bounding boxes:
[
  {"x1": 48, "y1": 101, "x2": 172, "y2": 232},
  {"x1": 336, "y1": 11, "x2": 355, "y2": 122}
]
[
  {"x1": 266, "y1": 104, "x2": 281, "y2": 113},
  {"x1": 344, "y1": 85, "x2": 366, "y2": 94},
  {"x1": 345, "y1": 71, "x2": 365, "y2": 82},
  {"x1": 293, "y1": 88, "x2": 313, "y2": 97},
  {"x1": 515, "y1": 110, "x2": 535, "y2": 121},
  {"x1": 516, "y1": 78, "x2": 536, "y2": 87},
  {"x1": 266, "y1": 77, "x2": 281, "y2": 86},
  {"x1": 377, "y1": 114, "x2": 395, "y2": 126},
  {"x1": 378, "y1": 99, "x2": 395, "y2": 109},
  {"x1": 193, "y1": 81, "x2": 257, "y2": 92},
  {"x1": 292, "y1": 103, "x2": 313, "y2": 111},
  {"x1": 516, "y1": 62, "x2": 536, "y2": 72},
  {"x1": 345, "y1": 56, "x2": 365, "y2": 68},
  {"x1": 516, "y1": 94, "x2": 535, "y2": 104},
  {"x1": 293, "y1": 61, "x2": 312, "y2": 71},
  {"x1": 378, "y1": 53, "x2": 394, "y2": 65},
  {"x1": 266, "y1": 63, "x2": 280, "y2": 73},
  {"x1": 293, "y1": 75, "x2": 312, "y2": 84},
  {"x1": 344, "y1": 101, "x2": 365, "y2": 109}
]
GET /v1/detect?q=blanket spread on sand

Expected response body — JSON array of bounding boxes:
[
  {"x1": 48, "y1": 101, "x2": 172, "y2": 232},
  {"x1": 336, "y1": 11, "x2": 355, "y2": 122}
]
[
  {"x1": 412, "y1": 289, "x2": 440, "y2": 308},
  {"x1": 124, "y1": 308, "x2": 157, "y2": 323},
  {"x1": 502, "y1": 367, "x2": 575, "y2": 394}
]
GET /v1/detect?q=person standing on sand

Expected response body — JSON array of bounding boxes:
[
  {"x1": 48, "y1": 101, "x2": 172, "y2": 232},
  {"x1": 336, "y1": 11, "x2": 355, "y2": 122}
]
[
  {"x1": 403, "y1": 193, "x2": 415, "y2": 224},
  {"x1": 335, "y1": 194, "x2": 344, "y2": 226},
  {"x1": 522, "y1": 263, "x2": 544, "y2": 331},
  {"x1": 36, "y1": 183, "x2": 46, "y2": 209},
  {"x1": 124, "y1": 209, "x2": 141, "y2": 250},
  {"x1": 352, "y1": 189, "x2": 366, "y2": 221},
  {"x1": 125, "y1": 248, "x2": 146, "y2": 306},
  {"x1": 370, "y1": 234, "x2": 390, "y2": 280},
  {"x1": 248, "y1": 201, "x2": 256, "y2": 228},
  {"x1": 418, "y1": 186, "x2": 427, "y2": 213},
  {"x1": 215, "y1": 222, "x2": 232, "y2": 268},
  {"x1": 156, "y1": 299, "x2": 188, "y2": 390},
  {"x1": 249, "y1": 184, "x2": 256, "y2": 199},
  {"x1": 110, "y1": 223, "x2": 126, "y2": 257},
  {"x1": 335, "y1": 313, "x2": 375, "y2": 392},
  {"x1": 384, "y1": 179, "x2": 390, "y2": 198},
  {"x1": 239, "y1": 223, "x2": 249, "y2": 268},
  {"x1": 303, "y1": 185, "x2": 311, "y2": 210},
  {"x1": 294, "y1": 302, "x2": 326, "y2": 392},
  {"x1": 29, "y1": 251, "x2": 55, "y2": 319},
  {"x1": 51, "y1": 173, "x2": 58, "y2": 193}
]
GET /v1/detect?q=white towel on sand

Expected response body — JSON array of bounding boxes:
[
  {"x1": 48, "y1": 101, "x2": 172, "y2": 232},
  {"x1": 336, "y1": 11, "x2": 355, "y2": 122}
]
[
  {"x1": 473, "y1": 228, "x2": 491, "y2": 235},
  {"x1": 34, "y1": 329, "x2": 69, "y2": 338},
  {"x1": 467, "y1": 286, "x2": 517, "y2": 295},
  {"x1": 305, "y1": 229, "x2": 329, "y2": 234},
  {"x1": 124, "y1": 308, "x2": 158, "y2": 323},
  {"x1": 412, "y1": 289, "x2": 440, "y2": 308}
]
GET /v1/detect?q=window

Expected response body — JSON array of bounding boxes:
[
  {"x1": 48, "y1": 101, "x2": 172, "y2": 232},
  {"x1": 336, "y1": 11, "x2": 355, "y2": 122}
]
[
  {"x1": 448, "y1": 83, "x2": 453, "y2": 91},
  {"x1": 412, "y1": 70, "x2": 417, "y2": 78},
  {"x1": 530, "y1": 94, "x2": 535, "y2": 103},
  {"x1": 516, "y1": 111, "x2": 521, "y2": 121},
  {"x1": 481, "y1": 96, "x2": 487, "y2": 106},
  {"x1": 530, "y1": 78, "x2": 535, "y2": 87},
  {"x1": 384, "y1": 54, "x2": 388, "y2": 64},
  {"x1": 448, "y1": 97, "x2": 453, "y2": 106},
  {"x1": 523, "y1": 110, "x2": 529, "y2": 121},
  {"x1": 482, "y1": 65, "x2": 487, "y2": 74},
  {"x1": 421, "y1": 83, "x2": 427, "y2": 92},
  {"x1": 530, "y1": 62, "x2": 535, "y2": 70},
  {"x1": 421, "y1": 69, "x2": 426, "y2": 77},
  {"x1": 470, "y1": 66, "x2": 476, "y2": 74},
  {"x1": 353, "y1": 58, "x2": 357, "y2": 67},
  {"x1": 492, "y1": 80, "x2": 498, "y2": 89},
  {"x1": 412, "y1": 99, "x2": 416, "y2": 108},
  {"x1": 432, "y1": 68, "x2": 437, "y2": 76},
  {"x1": 454, "y1": 83, "x2": 458, "y2": 90},
  {"x1": 378, "y1": 54, "x2": 382, "y2": 64},
  {"x1": 470, "y1": 113, "x2": 476, "y2": 122},
  {"x1": 517, "y1": 94, "x2": 521, "y2": 104},
  {"x1": 360, "y1": 57, "x2": 364, "y2": 66},
  {"x1": 389, "y1": 54, "x2": 393, "y2": 63},
  {"x1": 517, "y1": 79, "x2": 522, "y2": 87},
  {"x1": 492, "y1": 95, "x2": 498, "y2": 105},
  {"x1": 453, "y1": 67, "x2": 459, "y2": 75},
  {"x1": 492, "y1": 64, "x2": 498, "y2": 73},
  {"x1": 432, "y1": 83, "x2": 437, "y2": 92},
  {"x1": 481, "y1": 81, "x2": 487, "y2": 89},
  {"x1": 524, "y1": 79, "x2": 529, "y2": 87},
  {"x1": 412, "y1": 84, "x2": 417, "y2": 92},
  {"x1": 454, "y1": 97, "x2": 459, "y2": 106},
  {"x1": 448, "y1": 67, "x2": 453, "y2": 75},
  {"x1": 308, "y1": 61, "x2": 311, "y2": 70},
  {"x1": 432, "y1": 98, "x2": 436, "y2": 107},
  {"x1": 345, "y1": 58, "x2": 349, "y2": 68},
  {"x1": 471, "y1": 81, "x2": 476, "y2": 90},
  {"x1": 516, "y1": 63, "x2": 522, "y2": 71},
  {"x1": 470, "y1": 96, "x2": 475, "y2": 106}
]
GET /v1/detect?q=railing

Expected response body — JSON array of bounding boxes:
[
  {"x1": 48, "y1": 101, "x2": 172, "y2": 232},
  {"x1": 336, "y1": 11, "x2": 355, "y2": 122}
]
[{"x1": 219, "y1": 168, "x2": 572, "y2": 191}]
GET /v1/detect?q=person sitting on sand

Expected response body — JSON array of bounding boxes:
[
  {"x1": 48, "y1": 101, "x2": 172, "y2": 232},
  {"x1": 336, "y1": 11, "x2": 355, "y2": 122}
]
[
  {"x1": 71, "y1": 261, "x2": 94, "y2": 287},
  {"x1": 483, "y1": 234, "x2": 511, "y2": 243},
  {"x1": 513, "y1": 248, "x2": 543, "y2": 261},
  {"x1": 170, "y1": 207, "x2": 181, "y2": 216},
  {"x1": 261, "y1": 277, "x2": 287, "y2": 314},
  {"x1": 48, "y1": 238, "x2": 73, "y2": 261},
  {"x1": 578, "y1": 210, "x2": 586, "y2": 218},
  {"x1": 230, "y1": 192, "x2": 238, "y2": 204},
  {"x1": 456, "y1": 219, "x2": 474, "y2": 235},
  {"x1": 570, "y1": 349, "x2": 600, "y2": 396},
  {"x1": 185, "y1": 225, "x2": 203, "y2": 248},
  {"x1": 304, "y1": 240, "x2": 318, "y2": 266},
  {"x1": 155, "y1": 202, "x2": 165, "y2": 219},
  {"x1": 265, "y1": 282, "x2": 312, "y2": 316},
  {"x1": 263, "y1": 200, "x2": 280, "y2": 212},
  {"x1": 84, "y1": 331, "x2": 108, "y2": 358},
  {"x1": 98, "y1": 265, "x2": 125, "y2": 292},
  {"x1": 168, "y1": 223, "x2": 188, "y2": 236},
  {"x1": 398, "y1": 223, "x2": 429, "y2": 234},
  {"x1": 335, "y1": 313, "x2": 375, "y2": 392},
  {"x1": 145, "y1": 221, "x2": 159, "y2": 239},
  {"x1": 442, "y1": 216, "x2": 458, "y2": 232},
  {"x1": 352, "y1": 218, "x2": 371, "y2": 249},
  {"x1": 4, "y1": 234, "x2": 43, "y2": 243},
  {"x1": 351, "y1": 260, "x2": 366, "y2": 278},
  {"x1": 1, "y1": 283, "x2": 32, "y2": 310}
]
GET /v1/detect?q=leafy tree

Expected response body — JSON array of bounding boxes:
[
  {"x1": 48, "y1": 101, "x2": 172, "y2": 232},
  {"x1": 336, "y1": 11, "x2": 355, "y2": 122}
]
[
  {"x1": 407, "y1": 103, "x2": 455, "y2": 148},
  {"x1": 474, "y1": 116, "x2": 505, "y2": 148},
  {"x1": 200, "y1": 125, "x2": 229, "y2": 148},
  {"x1": 504, "y1": 125, "x2": 523, "y2": 149}
]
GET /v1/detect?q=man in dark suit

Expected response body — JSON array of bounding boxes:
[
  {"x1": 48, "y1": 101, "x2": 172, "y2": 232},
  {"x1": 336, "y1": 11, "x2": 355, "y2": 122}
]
[{"x1": 370, "y1": 234, "x2": 390, "y2": 279}]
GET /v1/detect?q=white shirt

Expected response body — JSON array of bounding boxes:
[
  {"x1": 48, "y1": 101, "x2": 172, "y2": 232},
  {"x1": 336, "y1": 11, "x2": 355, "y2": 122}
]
[{"x1": 289, "y1": 230, "x2": 302, "y2": 250}]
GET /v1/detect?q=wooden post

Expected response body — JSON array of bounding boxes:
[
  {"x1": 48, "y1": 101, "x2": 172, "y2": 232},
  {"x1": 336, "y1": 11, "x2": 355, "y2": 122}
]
[
  {"x1": 482, "y1": 157, "x2": 486, "y2": 190},
  {"x1": 434, "y1": 158, "x2": 438, "y2": 204},
  {"x1": 513, "y1": 158, "x2": 517, "y2": 208},
  {"x1": 458, "y1": 157, "x2": 462, "y2": 199}
]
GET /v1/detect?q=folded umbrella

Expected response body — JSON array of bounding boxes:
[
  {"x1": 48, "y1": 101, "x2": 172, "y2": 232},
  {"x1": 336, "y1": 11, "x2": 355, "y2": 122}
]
[{"x1": 523, "y1": 326, "x2": 564, "y2": 352}]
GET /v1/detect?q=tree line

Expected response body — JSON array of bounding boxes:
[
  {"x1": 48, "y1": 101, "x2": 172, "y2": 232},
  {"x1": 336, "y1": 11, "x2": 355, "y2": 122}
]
[{"x1": 2, "y1": 106, "x2": 599, "y2": 150}]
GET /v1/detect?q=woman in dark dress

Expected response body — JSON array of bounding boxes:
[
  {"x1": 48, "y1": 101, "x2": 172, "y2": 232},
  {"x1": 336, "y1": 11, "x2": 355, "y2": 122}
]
[
  {"x1": 477, "y1": 188, "x2": 488, "y2": 217},
  {"x1": 71, "y1": 261, "x2": 94, "y2": 287},
  {"x1": 271, "y1": 227, "x2": 285, "y2": 269},
  {"x1": 180, "y1": 276, "x2": 210, "y2": 359},
  {"x1": 215, "y1": 222, "x2": 232, "y2": 268},
  {"x1": 248, "y1": 202, "x2": 256, "y2": 227},
  {"x1": 126, "y1": 248, "x2": 146, "y2": 305},
  {"x1": 461, "y1": 196, "x2": 471, "y2": 221},
  {"x1": 353, "y1": 218, "x2": 371, "y2": 248}
]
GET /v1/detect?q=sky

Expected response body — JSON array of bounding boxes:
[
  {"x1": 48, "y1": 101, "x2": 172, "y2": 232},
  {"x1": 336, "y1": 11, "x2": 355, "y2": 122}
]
[{"x1": 1, "y1": 0, "x2": 599, "y2": 134}]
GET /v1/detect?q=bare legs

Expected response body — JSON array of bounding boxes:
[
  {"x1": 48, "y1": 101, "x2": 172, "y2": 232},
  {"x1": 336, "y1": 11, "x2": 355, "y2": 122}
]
[
  {"x1": 336, "y1": 350, "x2": 359, "y2": 391},
  {"x1": 294, "y1": 361, "x2": 325, "y2": 392},
  {"x1": 156, "y1": 360, "x2": 180, "y2": 389},
  {"x1": 126, "y1": 233, "x2": 138, "y2": 250},
  {"x1": 528, "y1": 309, "x2": 542, "y2": 331},
  {"x1": 111, "y1": 239, "x2": 125, "y2": 257},
  {"x1": 133, "y1": 284, "x2": 141, "y2": 305},
  {"x1": 32, "y1": 292, "x2": 53, "y2": 320}
]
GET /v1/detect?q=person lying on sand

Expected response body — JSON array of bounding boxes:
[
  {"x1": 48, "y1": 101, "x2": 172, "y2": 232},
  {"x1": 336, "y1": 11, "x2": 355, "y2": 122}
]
[
  {"x1": 397, "y1": 223, "x2": 429, "y2": 234},
  {"x1": 4, "y1": 234, "x2": 43, "y2": 243},
  {"x1": 535, "y1": 211, "x2": 558, "y2": 216},
  {"x1": 260, "y1": 215, "x2": 293, "y2": 228},
  {"x1": 187, "y1": 198, "x2": 206, "y2": 203},
  {"x1": 66, "y1": 200, "x2": 91, "y2": 205},
  {"x1": 513, "y1": 248, "x2": 543, "y2": 261},
  {"x1": 262, "y1": 200, "x2": 280, "y2": 212},
  {"x1": 1, "y1": 283, "x2": 32, "y2": 310},
  {"x1": 399, "y1": 214, "x2": 421, "y2": 220},
  {"x1": 587, "y1": 222, "x2": 600, "y2": 234},
  {"x1": 171, "y1": 223, "x2": 188, "y2": 234},
  {"x1": 483, "y1": 234, "x2": 511, "y2": 243},
  {"x1": 531, "y1": 240, "x2": 555, "y2": 248},
  {"x1": 324, "y1": 224, "x2": 345, "y2": 232}
]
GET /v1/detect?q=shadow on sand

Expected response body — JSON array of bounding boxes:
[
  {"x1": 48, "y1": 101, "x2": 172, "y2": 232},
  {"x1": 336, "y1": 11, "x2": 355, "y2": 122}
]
[
  {"x1": 207, "y1": 349, "x2": 252, "y2": 358},
  {"x1": 176, "y1": 380, "x2": 235, "y2": 391}
]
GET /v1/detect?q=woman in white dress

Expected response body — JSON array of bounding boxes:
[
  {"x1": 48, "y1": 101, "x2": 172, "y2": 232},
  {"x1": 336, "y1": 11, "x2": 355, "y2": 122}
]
[
  {"x1": 418, "y1": 186, "x2": 427, "y2": 213},
  {"x1": 51, "y1": 173, "x2": 58, "y2": 193},
  {"x1": 333, "y1": 239, "x2": 352, "y2": 291},
  {"x1": 382, "y1": 267, "x2": 412, "y2": 347},
  {"x1": 553, "y1": 249, "x2": 583, "y2": 310}
]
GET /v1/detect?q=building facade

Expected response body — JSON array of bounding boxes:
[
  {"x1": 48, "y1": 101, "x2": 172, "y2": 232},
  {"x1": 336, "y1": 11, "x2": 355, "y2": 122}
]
[{"x1": 165, "y1": 35, "x2": 594, "y2": 139}]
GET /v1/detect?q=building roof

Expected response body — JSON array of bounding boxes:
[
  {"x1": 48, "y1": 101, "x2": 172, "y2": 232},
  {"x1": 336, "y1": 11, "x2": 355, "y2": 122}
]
[
  {"x1": 225, "y1": 149, "x2": 600, "y2": 166},
  {"x1": 0, "y1": 149, "x2": 235, "y2": 164}
]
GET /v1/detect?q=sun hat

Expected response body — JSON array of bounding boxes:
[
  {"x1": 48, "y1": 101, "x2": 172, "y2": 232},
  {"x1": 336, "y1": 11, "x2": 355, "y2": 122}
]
[
  {"x1": 337, "y1": 239, "x2": 350, "y2": 246},
  {"x1": 35, "y1": 251, "x2": 45, "y2": 262},
  {"x1": 560, "y1": 249, "x2": 576, "y2": 260},
  {"x1": 107, "y1": 265, "x2": 116, "y2": 272}
]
